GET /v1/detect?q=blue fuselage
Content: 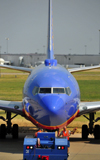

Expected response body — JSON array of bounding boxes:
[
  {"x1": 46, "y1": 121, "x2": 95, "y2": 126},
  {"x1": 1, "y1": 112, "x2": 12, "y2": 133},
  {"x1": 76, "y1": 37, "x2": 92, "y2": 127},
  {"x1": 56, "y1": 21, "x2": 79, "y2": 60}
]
[{"x1": 23, "y1": 63, "x2": 80, "y2": 130}]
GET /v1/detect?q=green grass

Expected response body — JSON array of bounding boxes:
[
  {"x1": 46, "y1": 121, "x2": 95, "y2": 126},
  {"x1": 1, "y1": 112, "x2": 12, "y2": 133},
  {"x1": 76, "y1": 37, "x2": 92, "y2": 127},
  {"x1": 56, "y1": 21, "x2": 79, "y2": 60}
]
[
  {"x1": 0, "y1": 75, "x2": 28, "y2": 101},
  {"x1": 0, "y1": 69, "x2": 100, "y2": 101},
  {"x1": 0, "y1": 69, "x2": 100, "y2": 128},
  {"x1": 72, "y1": 70, "x2": 100, "y2": 101},
  {"x1": 0, "y1": 110, "x2": 22, "y2": 119},
  {"x1": 78, "y1": 80, "x2": 100, "y2": 101},
  {"x1": 0, "y1": 68, "x2": 25, "y2": 73},
  {"x1": 73, "y1": 71, "x2": 100, "y2": 80}
]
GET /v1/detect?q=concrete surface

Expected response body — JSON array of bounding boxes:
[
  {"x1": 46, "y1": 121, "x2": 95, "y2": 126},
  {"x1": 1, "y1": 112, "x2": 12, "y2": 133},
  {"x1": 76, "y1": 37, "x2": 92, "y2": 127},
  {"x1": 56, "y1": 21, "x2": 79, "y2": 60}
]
[
  {"x1": 69, "y1": 133, "x2": 100, "y2": 160},
  {"x1": 0, "y1": 133, "x2": 100, "y2": 160}
]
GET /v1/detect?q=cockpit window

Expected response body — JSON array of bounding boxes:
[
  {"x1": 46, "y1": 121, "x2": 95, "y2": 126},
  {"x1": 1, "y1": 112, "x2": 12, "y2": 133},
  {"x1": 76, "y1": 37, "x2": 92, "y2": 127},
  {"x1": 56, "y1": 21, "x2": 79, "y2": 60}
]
[
  {"x1": 53, "y1": 88, "x2": 65, "y2": 94},
  {"x1": 65, "y1": 87, "x2": 71, "y2": 96},
  {"x1": 32, "y1": 87, "x2": 71, "y2": 95},
  {"x1": 32, "y1": 86, "x2": 39, "y2": 95},
  {"x1": 39, "y1": 88, "x2": 51, "y2": 93}
]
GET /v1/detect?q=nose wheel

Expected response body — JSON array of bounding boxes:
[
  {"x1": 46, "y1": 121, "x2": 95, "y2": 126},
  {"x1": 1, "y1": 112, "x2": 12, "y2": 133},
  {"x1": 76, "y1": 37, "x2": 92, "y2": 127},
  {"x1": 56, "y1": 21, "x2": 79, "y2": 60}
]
[{"x1": 0, "y1": 112, "x2": 19, "y2": 139}]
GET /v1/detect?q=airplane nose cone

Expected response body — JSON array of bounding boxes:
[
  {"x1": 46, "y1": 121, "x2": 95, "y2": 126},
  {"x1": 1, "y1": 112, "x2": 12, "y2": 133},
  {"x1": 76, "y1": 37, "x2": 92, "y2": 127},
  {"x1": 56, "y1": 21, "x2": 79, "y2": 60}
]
[{"x1": 39, "y1": 95, "x2": 64, "y2": 112}]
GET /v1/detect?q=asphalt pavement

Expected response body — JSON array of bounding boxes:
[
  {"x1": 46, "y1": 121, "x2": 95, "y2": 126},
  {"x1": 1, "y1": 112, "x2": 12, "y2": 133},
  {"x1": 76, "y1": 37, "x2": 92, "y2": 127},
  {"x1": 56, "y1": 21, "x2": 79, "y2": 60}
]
[
  {"x1": 0, "y1": 133, "x2": 100, "y2": 160},
  {"x1": 69, "y1": 133, "x2": 100, "y2": 160}
]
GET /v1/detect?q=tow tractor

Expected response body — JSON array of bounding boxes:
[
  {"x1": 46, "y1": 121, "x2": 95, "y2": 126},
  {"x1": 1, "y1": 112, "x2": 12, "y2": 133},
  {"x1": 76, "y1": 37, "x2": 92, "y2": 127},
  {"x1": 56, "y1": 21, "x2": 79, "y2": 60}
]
[{"x1": 23, "y1": 132, "x2": 69, "y2": 160}]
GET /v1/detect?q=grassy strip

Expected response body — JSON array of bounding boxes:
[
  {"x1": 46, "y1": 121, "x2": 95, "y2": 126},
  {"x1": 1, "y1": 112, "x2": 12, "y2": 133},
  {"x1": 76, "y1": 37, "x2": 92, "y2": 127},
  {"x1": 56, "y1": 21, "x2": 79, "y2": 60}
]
[
  {"x1": 78, "y1": 80, "x2": 100, "y2": 101},
  {"x1": 73, "y1": 71, "x2": 100, "y2": 101},
  {"x1": 0, "y1": 69, "x2": 100, "y2": 130},
  {"x1": 0, "y1": 75, "x2": 28, "y2": 101},
  {"x1": 73, "y1": 71, "x2": 100, "y2": 80},
  {"x1": 0, "y1": 71, "x2": 100, "y2": 101},
  {"x1": 0, "y1": 68, "x2": 24, "y2": 73}
]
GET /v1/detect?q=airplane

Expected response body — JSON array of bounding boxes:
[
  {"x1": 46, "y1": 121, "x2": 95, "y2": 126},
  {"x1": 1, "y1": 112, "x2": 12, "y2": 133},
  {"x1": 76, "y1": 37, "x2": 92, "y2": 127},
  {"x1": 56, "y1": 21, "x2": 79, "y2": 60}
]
[{"x1": 0, "y1": 0, "x2": 100, "y2": 140}]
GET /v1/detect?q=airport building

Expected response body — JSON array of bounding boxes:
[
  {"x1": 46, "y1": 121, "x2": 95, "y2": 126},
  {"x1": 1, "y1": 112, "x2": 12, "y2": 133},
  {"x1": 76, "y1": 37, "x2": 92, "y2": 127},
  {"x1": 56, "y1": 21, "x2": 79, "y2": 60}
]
[{"x1": 1, "y1": 53, "x2": 100, "y2": 67}]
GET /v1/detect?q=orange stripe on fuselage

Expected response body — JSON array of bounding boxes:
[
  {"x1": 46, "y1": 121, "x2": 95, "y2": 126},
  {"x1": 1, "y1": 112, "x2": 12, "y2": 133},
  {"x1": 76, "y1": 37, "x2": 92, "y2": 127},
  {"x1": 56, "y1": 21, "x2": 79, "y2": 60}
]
[{"x1": 23, "y1": 107, "x2": 79, "y2": 130}]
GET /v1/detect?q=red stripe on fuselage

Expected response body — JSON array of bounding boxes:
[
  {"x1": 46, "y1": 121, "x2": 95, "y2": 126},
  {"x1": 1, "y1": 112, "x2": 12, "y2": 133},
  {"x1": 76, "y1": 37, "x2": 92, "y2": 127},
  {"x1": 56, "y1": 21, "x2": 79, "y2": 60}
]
[{"x1": 23, "y1": 108, "x2": 79, "y2": 130}]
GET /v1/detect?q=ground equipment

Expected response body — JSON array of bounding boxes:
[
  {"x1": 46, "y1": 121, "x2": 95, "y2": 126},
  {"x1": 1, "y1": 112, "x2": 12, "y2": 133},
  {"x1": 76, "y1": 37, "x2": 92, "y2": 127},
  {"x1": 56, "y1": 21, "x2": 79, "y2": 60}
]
[{"x1": 23, "y1": 132, "x2": 69, "y2": 160}]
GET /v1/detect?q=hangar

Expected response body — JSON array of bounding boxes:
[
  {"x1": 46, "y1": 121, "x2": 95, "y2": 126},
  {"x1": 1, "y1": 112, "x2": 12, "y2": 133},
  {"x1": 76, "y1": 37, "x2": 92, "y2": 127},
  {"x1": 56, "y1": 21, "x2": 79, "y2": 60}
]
[{"x1": 1, "y1": 53, "x2": 100, "y2": 67}]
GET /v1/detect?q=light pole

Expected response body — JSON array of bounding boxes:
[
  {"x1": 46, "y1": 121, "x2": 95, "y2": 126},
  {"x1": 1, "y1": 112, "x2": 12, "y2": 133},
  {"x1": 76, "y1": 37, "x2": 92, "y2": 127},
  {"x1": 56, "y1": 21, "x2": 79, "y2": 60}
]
[
  {"x1": 43, "y1": 45, "x2": 45, "y2": 54},
  {"x1": 69, "y1": 48, "x2": 72, "y2": 54},
  {"x1": 85, "y1": 45, "x2": 87, "y2": 55},
  {"x1": 5, "y1": 38, "x2": 9, "y2": 54},
  {"x1": 0, "y1": 46, "x2": 1, "y2": 54},
  {"x1": 37, "y1": 49, "x2": 39, "y2": 53},
  {"x1": 99, "y1": 29, "x2": 100, "y2": 54}
]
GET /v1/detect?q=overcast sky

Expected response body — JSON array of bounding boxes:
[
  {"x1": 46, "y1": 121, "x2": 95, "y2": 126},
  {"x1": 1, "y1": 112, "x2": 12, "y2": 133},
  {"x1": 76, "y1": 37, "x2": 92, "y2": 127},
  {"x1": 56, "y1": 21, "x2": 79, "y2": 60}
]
[{"x1": 0, "y1": 0, "x2": 100, "y2": 55}]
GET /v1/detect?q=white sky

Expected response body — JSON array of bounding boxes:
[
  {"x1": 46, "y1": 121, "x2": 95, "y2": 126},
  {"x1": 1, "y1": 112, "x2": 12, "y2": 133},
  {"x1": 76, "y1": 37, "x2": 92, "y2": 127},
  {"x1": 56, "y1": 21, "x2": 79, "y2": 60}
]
[{"x1": 0, "y1": 0, "x2": 100, "y2": 55}]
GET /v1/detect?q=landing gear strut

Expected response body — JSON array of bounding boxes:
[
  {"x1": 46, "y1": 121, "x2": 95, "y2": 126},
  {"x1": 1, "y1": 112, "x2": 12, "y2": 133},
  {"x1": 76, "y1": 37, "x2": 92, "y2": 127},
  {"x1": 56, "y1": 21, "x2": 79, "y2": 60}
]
[
  {"x1": 0, "y1": 111, "x2": 19, "y2": 139},
  {"x1": 82, "y1": 113, "x2": 100, "y2": 139}
]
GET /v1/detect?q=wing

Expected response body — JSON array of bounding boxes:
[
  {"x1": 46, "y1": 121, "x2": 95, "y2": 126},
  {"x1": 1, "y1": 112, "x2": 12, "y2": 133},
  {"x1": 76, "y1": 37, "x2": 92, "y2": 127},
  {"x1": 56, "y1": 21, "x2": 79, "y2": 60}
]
[
  {"x1": 0, "y1": 100, "x2": 24, "y2": 116},
  {"x1": 68, "y1": 65, "x2": 100, "y2": 73},
  {"x1": 78, "y1": 101, "x2": 100, "y2": 116},
  {"x1": 0, "y1": 64, "x2": 33, "y2": 73}
]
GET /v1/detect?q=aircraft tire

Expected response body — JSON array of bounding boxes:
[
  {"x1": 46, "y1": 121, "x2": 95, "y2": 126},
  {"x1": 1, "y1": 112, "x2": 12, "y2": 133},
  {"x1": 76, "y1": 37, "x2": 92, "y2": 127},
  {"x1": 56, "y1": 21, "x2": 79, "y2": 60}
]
[
  {"x1": 0, "y1": 124, "x2": 6, "y2": 139},
  {"x1": 12, "y1": 124, "x2": 18, "y2": 139},
  {"x1": 82, "y1": 124, "x2": 88, "y2": 139},
  {"x1": 94, "y1": 125, "x2": 100, "y2": 139}
]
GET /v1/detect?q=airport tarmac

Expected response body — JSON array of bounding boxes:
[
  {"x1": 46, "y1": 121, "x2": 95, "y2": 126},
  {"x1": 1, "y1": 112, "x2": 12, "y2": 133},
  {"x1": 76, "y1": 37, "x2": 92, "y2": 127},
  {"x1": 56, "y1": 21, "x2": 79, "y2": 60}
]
[
  {"x1": 69, "y1": 133, "x2": 100, "y2": 160},
  {"x1": 0, "y1": 133, "x2": 100, "y2": 160}
]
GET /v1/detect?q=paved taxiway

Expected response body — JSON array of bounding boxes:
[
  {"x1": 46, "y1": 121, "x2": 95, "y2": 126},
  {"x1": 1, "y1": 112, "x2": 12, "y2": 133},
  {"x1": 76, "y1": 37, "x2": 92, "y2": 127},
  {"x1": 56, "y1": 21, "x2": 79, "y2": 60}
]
[
  {"x1": 69, "y1": 133, "x2": 100, "y2": 160},
  {"x1": 0, "y1": 133, "x2": 100, "y2": 160}
]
